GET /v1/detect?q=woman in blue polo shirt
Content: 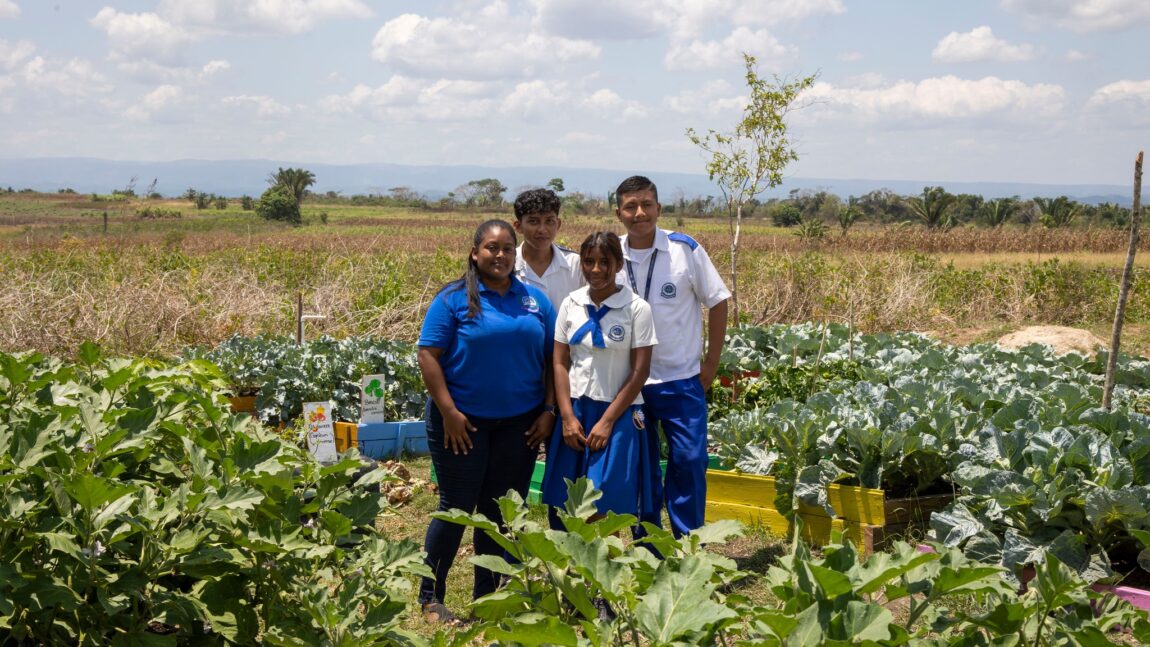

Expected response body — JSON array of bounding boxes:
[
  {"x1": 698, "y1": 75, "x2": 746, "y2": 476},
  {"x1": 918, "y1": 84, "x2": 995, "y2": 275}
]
[{"x1": 416, "y1": 218, "x2": 557, "y2": 623}]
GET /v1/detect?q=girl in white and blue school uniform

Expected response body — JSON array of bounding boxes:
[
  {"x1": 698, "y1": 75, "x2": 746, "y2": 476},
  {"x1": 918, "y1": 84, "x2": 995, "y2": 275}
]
[{"x1": 542, "y1": 231, "x2": 659, "y2": 518}]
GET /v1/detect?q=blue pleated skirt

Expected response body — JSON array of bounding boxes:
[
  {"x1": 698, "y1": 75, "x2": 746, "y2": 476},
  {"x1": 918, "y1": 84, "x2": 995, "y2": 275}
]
[{"x1": 541, "y1": 397, "x2": 658, "y2": 517}]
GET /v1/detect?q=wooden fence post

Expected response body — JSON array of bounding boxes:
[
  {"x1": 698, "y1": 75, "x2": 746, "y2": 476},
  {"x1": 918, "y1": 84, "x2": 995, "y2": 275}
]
[{"x1": 1104, "y1": 151, "x2": 1144, "y2": 410}]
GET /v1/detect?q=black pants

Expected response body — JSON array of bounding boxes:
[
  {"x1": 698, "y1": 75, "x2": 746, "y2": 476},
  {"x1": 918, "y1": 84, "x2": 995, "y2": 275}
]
[{"x1": 418, "y1": 399, "x2": 538, "y2": 604}]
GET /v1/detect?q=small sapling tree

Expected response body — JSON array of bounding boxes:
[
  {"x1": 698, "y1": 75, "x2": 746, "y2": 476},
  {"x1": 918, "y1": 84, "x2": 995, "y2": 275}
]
[{"x1": 688, "y1": 53, "x2": 815, "y2": 324}]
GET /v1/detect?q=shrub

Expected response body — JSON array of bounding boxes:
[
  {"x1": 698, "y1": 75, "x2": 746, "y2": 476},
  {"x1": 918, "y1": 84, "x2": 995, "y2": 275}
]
[{"x1": 256, "y1": 186, "x2": 301, "y2": 224}]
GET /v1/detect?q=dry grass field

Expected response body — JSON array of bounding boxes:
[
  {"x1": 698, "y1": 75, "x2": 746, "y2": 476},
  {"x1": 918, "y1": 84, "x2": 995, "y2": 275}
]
[{"x1": 3, "y1": 191, "x2": 1149, "y2": 357}]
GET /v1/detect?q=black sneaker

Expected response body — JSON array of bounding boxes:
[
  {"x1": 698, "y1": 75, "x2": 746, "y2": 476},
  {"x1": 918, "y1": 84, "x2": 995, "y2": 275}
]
[{"x1": 593, "y1": 597, "x2": 616, "y2": 622}]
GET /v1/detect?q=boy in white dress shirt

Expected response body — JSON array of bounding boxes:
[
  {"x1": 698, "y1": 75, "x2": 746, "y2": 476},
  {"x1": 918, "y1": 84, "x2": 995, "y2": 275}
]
[
  {"x1": 614, "y1": 175, "x2": 730, "y2": 538},
  {"x1": 512, "y1": 188, "x2": 584, "y2": 311}
]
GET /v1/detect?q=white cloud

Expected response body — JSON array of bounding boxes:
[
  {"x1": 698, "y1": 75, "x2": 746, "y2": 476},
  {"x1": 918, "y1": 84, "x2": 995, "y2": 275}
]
[
  {"x1": 501, "y1": 80, "x2": 567, "y2": 118},
  {"x1": 320, "y1": 75, "x2": 499, "y2": 122},
  {"x1": 1084, "y1": 80, "x2": 1150, "y2": 127},
  {"x1": 91, "y1": 1, "x2": 370, "y2": 72},
  {"x1": 838, "y1": 51, "x2": 863, "y2": 62},
  {"x1": 1086, "y1": 79, "x2": 1150, "y2": 108},
  {"x1": 665, "y1": 79, "x2": 746, "y2": 115},
  {"x1": 223, "y1": 94, "x2": 292, "y2": 118},
  {"x1": 157, "y1": 0, "x2": 372, "y2": 35},
  {"x1": 583, "y1": 88, "x2": 647, "y2": 119},
  {"x1": 126, "y1": 83, "x2": 186, "y2": 120},
  {"x1": 371, "y1": 5, "x2": 600, "y2": 79},
  {"x1": 531, "y1": 0, "x2": 844, "y2": 41},
  {"x1": 0, "y1": 38, "x2": 33, "y2": 71},
  {"x1": 804, "y1": 75, "x2": 1065, "y2": 123},
  {"x1": 932, "y1": 26, "x2": 1038, "y2": 63},
  {"x1": 1001, "y1": 0, "x2": 1150, "y2": 32},
  {"x1": 529, "y1": 0, "x2": 668, "y2": 40},
  {"x1": 665, "y1": 27, "x2": 793, "y2": 71},
  {"x1": 0, "y1": 1, "x2": 18, "y2": 20},
  {"x1": 21, "y1": 56, "x2": 112, "y2": 98},
  {"x1": 201, "y1": 60, "x2": 230, "y2": 77},
  {"x1": 1064, "y1": 49, "x2": 1089, "y2": 62},
  {"x1": 91, "y1": 8, "x2": 194, "y2": 66}
]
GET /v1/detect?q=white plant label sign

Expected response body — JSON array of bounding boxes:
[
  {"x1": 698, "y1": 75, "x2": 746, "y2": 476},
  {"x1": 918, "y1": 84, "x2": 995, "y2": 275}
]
[
  {"x1": 361, "y1": 374, "x2": 387, "y2": 424},
  {"x1": 303, "y1": 401, "x2": 338, "y2": 462}
]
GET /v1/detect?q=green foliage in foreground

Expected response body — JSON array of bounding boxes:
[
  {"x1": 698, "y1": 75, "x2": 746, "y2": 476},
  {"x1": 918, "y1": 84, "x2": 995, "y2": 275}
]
[
  {"x1": 183, "y1": 334, "x2": 426, "y2": 424},
  {"x1": 0, "y1": 345, "x2": 428, "y2": 645},
  {"x1": 437, "y1": 480, "x2": 1149, "y2": 646}
]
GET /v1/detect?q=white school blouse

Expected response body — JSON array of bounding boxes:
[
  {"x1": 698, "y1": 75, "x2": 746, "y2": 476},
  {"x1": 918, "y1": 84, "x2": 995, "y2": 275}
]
[{"x1": 555, "y1": 285, "x2": 657, "y2": 404}]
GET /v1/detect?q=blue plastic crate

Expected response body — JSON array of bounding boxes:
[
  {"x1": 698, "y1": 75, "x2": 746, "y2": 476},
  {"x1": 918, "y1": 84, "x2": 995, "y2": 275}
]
[{"x1": 357, "y1": 421, "x2": 429, "y2": 459}]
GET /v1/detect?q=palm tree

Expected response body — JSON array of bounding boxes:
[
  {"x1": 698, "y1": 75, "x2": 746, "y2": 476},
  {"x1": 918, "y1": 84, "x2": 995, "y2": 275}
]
[
  {"x1": 979, "y1": 196, "x2": 1019, "y2": 228},
  {"x1": 904, "y1": 186, "x2": 958, "y2": 229},
  {"x1": 268, "y1": 167, "x2": 316, "y2": 204},
  {"x1": 1033, "y1": 196, "x2": 1080, "y2": 228}
]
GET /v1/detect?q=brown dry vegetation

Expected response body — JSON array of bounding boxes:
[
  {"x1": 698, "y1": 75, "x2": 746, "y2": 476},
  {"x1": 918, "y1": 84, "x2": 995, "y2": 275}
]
[{"x1": 1, "y1": 192, "x2": 1147, "y2": 358}]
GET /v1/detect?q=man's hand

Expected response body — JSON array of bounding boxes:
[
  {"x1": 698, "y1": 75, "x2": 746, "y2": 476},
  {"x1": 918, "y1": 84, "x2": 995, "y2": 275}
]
[{"x1": 700, "y1": 354, "x2": 721, "y2": 392}]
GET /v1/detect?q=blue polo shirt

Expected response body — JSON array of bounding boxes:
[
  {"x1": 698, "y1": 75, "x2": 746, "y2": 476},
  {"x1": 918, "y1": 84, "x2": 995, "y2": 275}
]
[{"x1": 419, "y1": 277, "x2": 555, "y2": 419}]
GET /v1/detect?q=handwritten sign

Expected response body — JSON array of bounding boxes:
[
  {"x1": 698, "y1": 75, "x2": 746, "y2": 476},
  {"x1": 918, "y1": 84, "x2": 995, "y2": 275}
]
[
  {"x1": 303, "y1": 401, "x2": 338, "y2": 463},
  {"x1": 360, "y1": 374, "x2": 387, "y2": 424}
]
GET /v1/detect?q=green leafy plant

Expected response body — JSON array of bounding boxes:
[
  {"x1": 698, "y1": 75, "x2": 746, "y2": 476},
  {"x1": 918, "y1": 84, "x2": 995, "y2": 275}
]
[
  {"x1": 0, "y1": 345, "x2": 428, "y2": 645},
  {"x1": 745, "y1": 539, "x2": 1150, "y2": 645},
  {"x1": 434, "y1": 479, "x2": 745, "y2": 646}
]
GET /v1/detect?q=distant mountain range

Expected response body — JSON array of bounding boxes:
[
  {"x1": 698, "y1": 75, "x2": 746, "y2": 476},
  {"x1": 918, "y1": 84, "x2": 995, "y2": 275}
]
[{"x1": 0, "y1": 157, "x2": 1135, "y2": 206}]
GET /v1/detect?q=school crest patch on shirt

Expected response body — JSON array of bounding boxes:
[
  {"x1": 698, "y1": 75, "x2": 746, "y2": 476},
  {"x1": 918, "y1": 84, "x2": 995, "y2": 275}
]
[
  {"x1": 660, "y1": 282, "x2": 677, "y2": 299},
  {"x1": 521, "y1": 296, "x2": 540, "y2": 313},
  {"x1": 608, "y1": 325, "x2": 626, "y2": 342}
]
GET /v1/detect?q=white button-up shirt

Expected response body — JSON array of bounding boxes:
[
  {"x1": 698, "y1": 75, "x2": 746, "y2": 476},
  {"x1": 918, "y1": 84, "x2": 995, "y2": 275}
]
[
  {"x1": 515, "y1": 243, "x2": 584, "y2": 312},
  {"x1": 556, "y1": 285, "x2": 657, "y2": 404},
  {"x1": 618, "y1": 228, "x2": 730, "y2": 384}
]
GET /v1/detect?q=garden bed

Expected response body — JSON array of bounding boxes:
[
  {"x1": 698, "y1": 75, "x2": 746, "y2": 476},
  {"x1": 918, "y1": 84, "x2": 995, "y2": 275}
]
[{"x1": 704, "y1": 468, "x2": 953, "y2": 554}]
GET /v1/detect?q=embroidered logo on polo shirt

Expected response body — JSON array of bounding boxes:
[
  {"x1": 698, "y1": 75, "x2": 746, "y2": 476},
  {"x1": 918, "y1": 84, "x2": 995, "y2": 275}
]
[
  {"x1": 660, "y1": 282, "x2": 677, "y2": 299},
  {"x1": 608, "y1": 325, "x2": 625, "y2": 342},
  {"x1": 521, "y1": 296, "x2": 540, "y2": 313}
]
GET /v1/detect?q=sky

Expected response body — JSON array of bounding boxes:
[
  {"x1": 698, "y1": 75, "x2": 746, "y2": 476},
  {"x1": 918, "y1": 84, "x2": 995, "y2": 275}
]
[{"x1": 0, "y1": 1, "x2": 1147, "y2": 187}]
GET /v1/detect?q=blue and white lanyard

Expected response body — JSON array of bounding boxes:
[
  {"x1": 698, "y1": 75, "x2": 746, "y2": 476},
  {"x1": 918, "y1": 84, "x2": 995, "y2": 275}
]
[{"x1": 625, "y1": 249, "x2": 658, "y2": 301}]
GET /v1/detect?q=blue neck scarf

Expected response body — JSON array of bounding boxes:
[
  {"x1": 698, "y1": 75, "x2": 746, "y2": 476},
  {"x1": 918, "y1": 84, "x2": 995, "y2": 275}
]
[{"x1": 569, "y1": 304, "x2": 611, "y2": 348}]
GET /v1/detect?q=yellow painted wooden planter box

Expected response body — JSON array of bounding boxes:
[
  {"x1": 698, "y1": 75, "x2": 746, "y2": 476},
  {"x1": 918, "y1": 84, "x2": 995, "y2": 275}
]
[
  {"x1": 705, "y1": 469, "x2": 885, "y2": 553},
  {"x1": 227, "y1": 395, "x2": 257, "y2": 415},
  {"x1": 333, "y1": 422, "x2": 357, "y2": 453},
  {"x1": 705, "y1": 470, "x2": 954, "y2": 554}
]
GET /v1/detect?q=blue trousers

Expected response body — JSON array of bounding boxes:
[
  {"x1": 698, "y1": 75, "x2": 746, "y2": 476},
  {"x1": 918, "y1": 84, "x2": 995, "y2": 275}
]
[
  {"x1": 639, "y1": 376, "x2": 708, "y2": 538},
  {"x1": 418, "y1": 400, "x2": 538, "y2": 604}
]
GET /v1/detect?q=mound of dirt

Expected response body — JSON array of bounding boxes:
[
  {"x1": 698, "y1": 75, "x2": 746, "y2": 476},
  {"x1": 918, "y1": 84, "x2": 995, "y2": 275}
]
[{"x1": 997, "y1": 326, "x2": 1107, "y2": 356}]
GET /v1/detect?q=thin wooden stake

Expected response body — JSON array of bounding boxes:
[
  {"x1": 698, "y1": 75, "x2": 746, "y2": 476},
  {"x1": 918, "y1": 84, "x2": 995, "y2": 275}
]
[
  {"x1": 296, "y1": 292, "x2": 304, "y2": 345},
  {"x1": 1104, "y1": 151, "x2": 1144, "y2": 410}
]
